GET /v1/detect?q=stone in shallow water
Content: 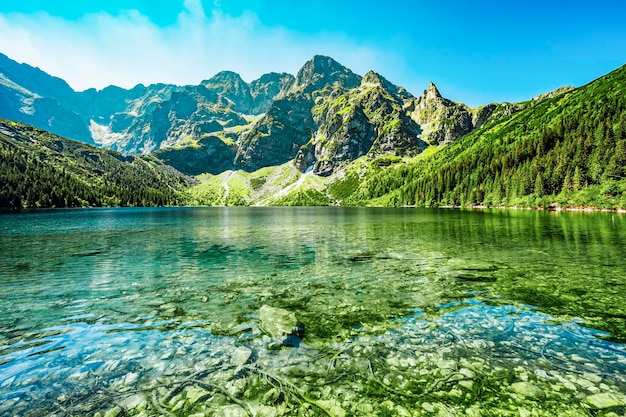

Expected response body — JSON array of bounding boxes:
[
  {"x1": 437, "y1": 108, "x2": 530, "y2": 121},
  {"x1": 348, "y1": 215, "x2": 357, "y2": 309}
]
[
  {"x1": 585, "y1": 392, "x2": 626, "y2": 409},
  {"x1": 510, "y1": 382, "x2": 545, "y2": 399},
  {"x1": 259, "y1": 305, "x2": 297, "y2": 338},
  {"x1": 103, "y1": 406, "x2": 122, "y2": 417},
  {"x1": 317, "y1": 399, "x2": 346, "y2": 417},
  {"x1": 263, "y1": 388, "x2": 282, "y2": 404},
  {"x1": 124, "y1": 372, "x2": 138, "y2": 385},
  {"x1": 185, "y1": 386, "x2": 211, "y2": 406},
  {"x1": 231, "y1": 346, "x2": 253, "y2": 365},
  {"x1": 215, "y1": 405, "x2": 248, "y2": 417},
  {"x1": 422, "y1": 402, "x2": 436, "y2": 413},
  {"x1": 248, "y1": 405, "x2": 278, "y2": 417},
  {"x1": 119, "y1": 393, "x2": 147, "y2": 411}
]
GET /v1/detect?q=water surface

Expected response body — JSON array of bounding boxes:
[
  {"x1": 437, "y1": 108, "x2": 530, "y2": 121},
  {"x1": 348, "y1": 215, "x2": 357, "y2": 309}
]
[{"x1": 1, "y1": 207, "x2": 625, "y2": 416}]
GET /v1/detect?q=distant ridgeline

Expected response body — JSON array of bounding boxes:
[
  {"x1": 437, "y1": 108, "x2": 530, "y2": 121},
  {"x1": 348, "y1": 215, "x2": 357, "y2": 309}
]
[{"x1": 0, "y1": 51, "x2": 625, "y2": 209}]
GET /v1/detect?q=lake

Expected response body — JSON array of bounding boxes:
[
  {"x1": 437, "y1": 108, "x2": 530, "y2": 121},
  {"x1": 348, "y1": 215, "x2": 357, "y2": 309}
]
[{"x1": 1, "y1": 207, "x2": 625, "y2": 416}]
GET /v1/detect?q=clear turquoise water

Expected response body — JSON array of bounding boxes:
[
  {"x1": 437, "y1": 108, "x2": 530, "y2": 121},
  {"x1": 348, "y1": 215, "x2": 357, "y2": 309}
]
[{"x1": 1, "y1": 207, "x2": 626, "y2": 416}]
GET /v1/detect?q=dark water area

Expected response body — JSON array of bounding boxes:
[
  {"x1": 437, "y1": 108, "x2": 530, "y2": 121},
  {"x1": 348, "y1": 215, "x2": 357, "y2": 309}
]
[{"x1": 1, "y1": 207, "x2": 625, "y2": 416}]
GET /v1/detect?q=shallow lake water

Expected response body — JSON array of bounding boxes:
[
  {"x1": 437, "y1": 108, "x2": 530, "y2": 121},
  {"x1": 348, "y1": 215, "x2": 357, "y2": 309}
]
[{"x1": 1, "y1": 207, "x2": 625, "y2": 416}]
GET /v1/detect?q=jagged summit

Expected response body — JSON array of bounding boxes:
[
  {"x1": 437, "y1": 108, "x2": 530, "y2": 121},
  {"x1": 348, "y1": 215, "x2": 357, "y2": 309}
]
[
  {"x1": 202, "y1": 70, "x2": 245, "y2": 84},
  {"x1": 361, "y1": 70, "x2": 386, "y2": 85},
  {"x1": 200, "y1": 71, "x2": 251, "y2": 111},
  {"x1": 422, "y1": 81, "x2": 442, "y2": 101},
  {"x1": 361, "y1": 70, "x2": 414, "y2": 101},
  {"x1": 249, "y1": 72, "x2": 295, "y2": 114},
  {"x1": 201, "y1": 71, "x2": 247, "y2": 97},
  {"x1": 289, "y1": 55, "x2": 361, "y2": 94},
  {"x1": 361, "y1": 70, "x2": 397, "y2": 92}
]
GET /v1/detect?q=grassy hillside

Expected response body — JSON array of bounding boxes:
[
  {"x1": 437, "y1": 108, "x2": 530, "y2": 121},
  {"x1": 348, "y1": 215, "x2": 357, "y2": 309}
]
[
  {"x1": 184, "y1": 163, "x2": 328, "y2": 206},
  {"x1": 0, "y1": 119, "x2": 191, "y2": 209},
  {"x1": 332, "y1": 64, "x2": 626, "y2": 209}
]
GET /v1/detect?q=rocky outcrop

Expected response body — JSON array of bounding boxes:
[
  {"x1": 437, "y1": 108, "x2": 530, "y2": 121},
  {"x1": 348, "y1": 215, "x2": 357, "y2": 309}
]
[
  {"x1": 235, "y1": 95, "x2": 316, "y2": 171},
  {"x1": 234, "y1": 56, "x2": 362, "y2": 171},
  {"x1": 201, "y1": 71, "x2": 253, "y2": 113},
  {"x1": 249, "y1": 72, "x2": 294, "y2": 114},
  {"x1": 153, "y1": 134, "x2": 236, "y2": 175},
  {"x1": 406, "y1": 82, "x2": 474, "y2": 145},
  {"x1": 287, "y1": 55, "x2": 361, "y2": 94},
  {"x1": 304, "y1": 71, "x2": 425, "y2": 176},
  {"x1": 201, "y1": 71, "x2": 294, "y2": 115},
  {"x1": 313, "y1": 106, "x2": 376, "y2": 176},
  {"x1": 532, "y1": 85, "x2": 575, "y2": 102},
  {"x1": 470, "y1": 104, "x2": 498, "y2": 129}
]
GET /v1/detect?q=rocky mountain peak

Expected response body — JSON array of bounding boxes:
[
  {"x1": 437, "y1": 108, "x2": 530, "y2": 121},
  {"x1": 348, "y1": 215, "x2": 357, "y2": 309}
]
[
  {"x1": 290, "y1": 55, "x2": 361, "y2": 94},
  {"x1": 423, "y1": 81, "x2": 442, "y2": 101},
  {"x1": 361, "y1": 70, "x2": 385, "y2": 86},
  {"x1": 249, "y1": 72, "x2": 294, "y2": 113},
  {"x1": 202, "y1": 70, "x2": 246, "y2": 86},
  {"x1": 361, "y1": 71, "x2": 413, "y2": 102},
  {"x1": 201, "y1": 70, "x2": 251, "y2": 113},
  {"x1": 407, "y1": 81, "x2": 476, "y2": 146}
]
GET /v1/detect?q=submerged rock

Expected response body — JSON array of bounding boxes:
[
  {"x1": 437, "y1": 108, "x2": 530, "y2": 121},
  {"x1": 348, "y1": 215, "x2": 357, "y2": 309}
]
[
  {"x1": 103, "y1": 406, "x2": 122, "y2": 417},
  {"x1": 215, "y1": 405, "x2": 249, "y2": 417},
  {"x1": 585, "y1": 392, "x2": 626, "y2": 409},
  {"x1": 231, "y1": 346, "x2": 253, "y2": 366},
  {"x1": 510, "y1": 381, "x2": 545, "y2": 399},
  {"x1": 259, "y1": 305, "x2": 298, "y2": 338}
]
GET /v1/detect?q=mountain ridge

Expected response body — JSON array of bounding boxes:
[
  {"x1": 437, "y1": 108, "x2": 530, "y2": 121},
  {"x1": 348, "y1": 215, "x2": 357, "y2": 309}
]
[
  {"x1": 0, "y1": 52, "x2": 500, "y2": 168},
  {"x1": 1, "y1": 52, "x2": 623, "y2": 210}
]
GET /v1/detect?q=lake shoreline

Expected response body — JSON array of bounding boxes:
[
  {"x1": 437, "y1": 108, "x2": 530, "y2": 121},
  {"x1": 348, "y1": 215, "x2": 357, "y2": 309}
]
[
  {"x1": 3, "y1": 203, "x2": 626, "y2": 214},
  {"x1": 437, "y1": 204, "x2": 626, "y2": 213}
]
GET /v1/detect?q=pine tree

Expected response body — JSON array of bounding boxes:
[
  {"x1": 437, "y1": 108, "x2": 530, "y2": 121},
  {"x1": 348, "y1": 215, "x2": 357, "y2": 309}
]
[
  {"x1": 572, "y1": 166, "x2": 582, "y2": 192},
  {"x1": 534, "y1": 173, "x2": 545, "y2": 196}
]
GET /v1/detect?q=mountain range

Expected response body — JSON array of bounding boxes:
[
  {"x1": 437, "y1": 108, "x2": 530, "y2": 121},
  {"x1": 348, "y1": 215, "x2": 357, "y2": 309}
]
[
  {"x1": 0, "y1": 53, "x2": 514, "y2": 175},
  {"x1": 0, "y1": 52, "x2": 624, "y2": 209}
]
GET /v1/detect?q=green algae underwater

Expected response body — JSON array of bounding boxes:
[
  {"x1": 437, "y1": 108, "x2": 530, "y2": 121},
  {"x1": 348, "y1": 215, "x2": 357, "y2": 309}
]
[{"x1": 0, "y1": 207, "x2": 625, "y2": 416}]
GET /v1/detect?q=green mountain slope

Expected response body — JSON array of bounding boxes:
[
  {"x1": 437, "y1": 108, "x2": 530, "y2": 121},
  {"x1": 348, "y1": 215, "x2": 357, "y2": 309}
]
[
  {"x1": 330, "y1": 64, "x2": 626, "y2": 209},
  {"x1": 0, "y1": 119, "x2": 192, "y2": 209}
]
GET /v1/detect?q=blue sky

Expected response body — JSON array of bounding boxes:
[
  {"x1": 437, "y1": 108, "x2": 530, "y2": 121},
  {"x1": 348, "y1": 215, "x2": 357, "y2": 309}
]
[{"x1": 0, "y1": 0, "x2": 625, "y2": 107}]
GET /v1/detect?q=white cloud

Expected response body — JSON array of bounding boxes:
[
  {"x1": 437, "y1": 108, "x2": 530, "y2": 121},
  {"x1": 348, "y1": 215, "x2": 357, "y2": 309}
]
[{"x1": 0, "y1": 5, "x2": 398, "y2": 92}]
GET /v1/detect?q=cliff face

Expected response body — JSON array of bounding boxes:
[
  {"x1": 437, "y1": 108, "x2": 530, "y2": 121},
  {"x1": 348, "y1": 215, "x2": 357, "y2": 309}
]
[
  {"x1": 234, "y1": 55, "x2": 362, "y2": 171},
  {"x1": 305, "y1": 71, "x2": 425, "y2": 176}
]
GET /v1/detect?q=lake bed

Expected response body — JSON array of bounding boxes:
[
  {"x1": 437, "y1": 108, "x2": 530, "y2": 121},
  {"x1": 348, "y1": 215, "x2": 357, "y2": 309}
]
[{"x1": 1, "y1": 207, "x2": 625, "y2": 416}]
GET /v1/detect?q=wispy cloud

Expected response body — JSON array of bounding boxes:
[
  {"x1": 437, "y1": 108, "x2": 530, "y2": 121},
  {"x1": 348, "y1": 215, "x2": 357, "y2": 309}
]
[{"x1": 0, "y1": 1, "x2": 395, "y2": 91}]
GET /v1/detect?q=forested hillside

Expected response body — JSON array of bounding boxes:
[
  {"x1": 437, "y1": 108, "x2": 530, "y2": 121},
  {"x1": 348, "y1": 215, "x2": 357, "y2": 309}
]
[
  {"x1": 0, "y1": 120, "x2": 192, "y2": 209},
  {"x1": 340, "y1": 64, "x2": 626, "y2": 209}
]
